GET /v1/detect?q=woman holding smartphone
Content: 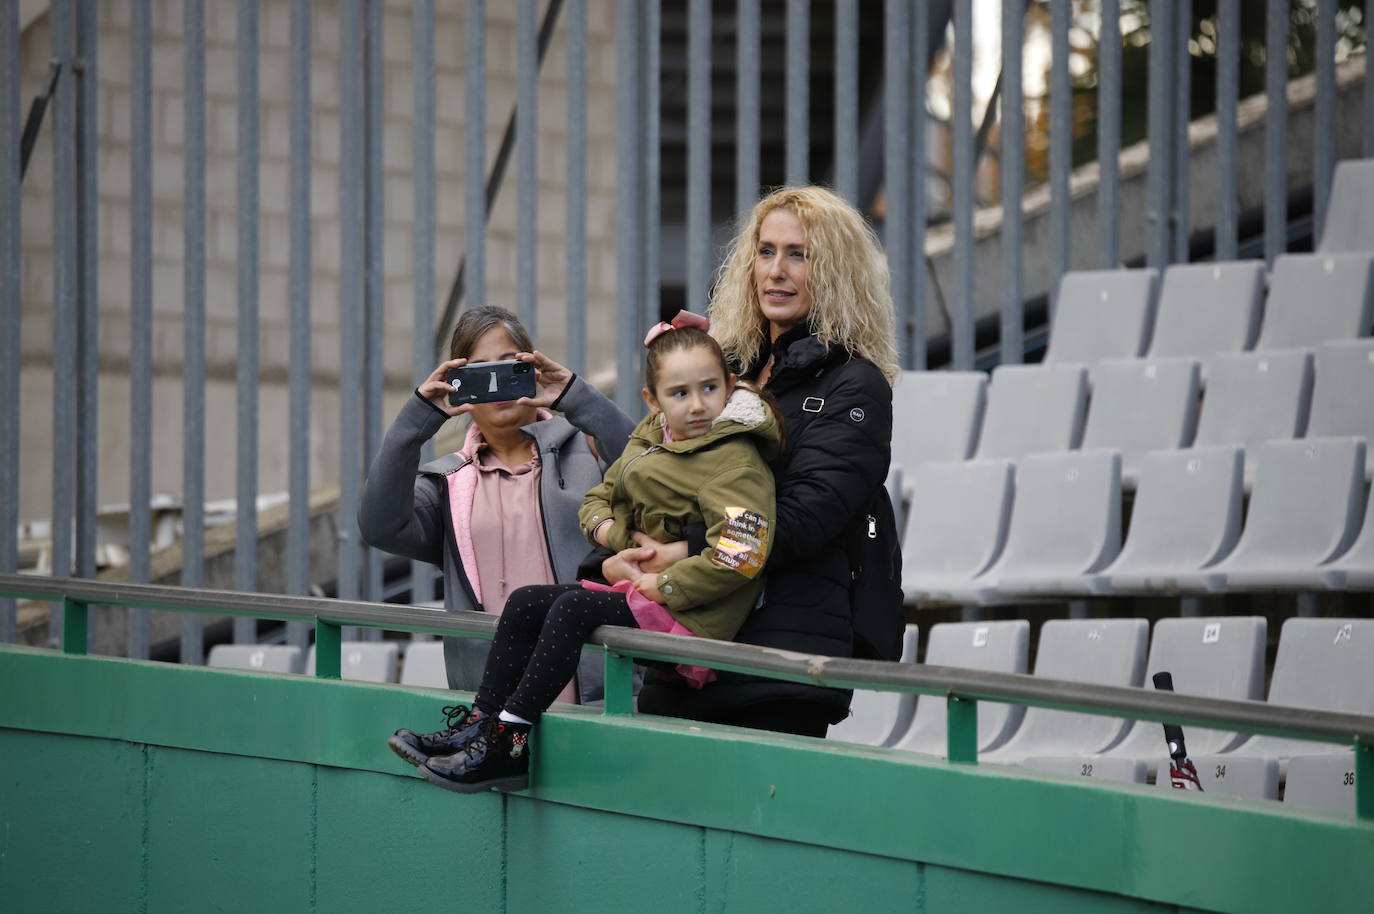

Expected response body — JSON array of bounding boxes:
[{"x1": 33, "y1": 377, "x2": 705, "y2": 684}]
[{"x1": 358, "y1": 305, "x2": 635, "y2": 765}]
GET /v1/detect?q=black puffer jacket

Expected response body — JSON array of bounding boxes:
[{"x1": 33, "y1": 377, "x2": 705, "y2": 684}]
[{"x1": 639, "y1": 324, "x2": 893, "y2": 723}]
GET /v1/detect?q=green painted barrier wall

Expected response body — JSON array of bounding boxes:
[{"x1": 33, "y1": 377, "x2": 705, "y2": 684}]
[{"x1": 2, "y1": 645, "x2": 1370, "y2": 913}]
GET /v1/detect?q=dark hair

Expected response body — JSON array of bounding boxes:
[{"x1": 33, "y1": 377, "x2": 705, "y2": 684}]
[
  {"x1": 644, "y1": 327, "x2": 730, "y2": 395},
  {"x1": 448, "y1": 306, "x2": 534, "y2": 360}
]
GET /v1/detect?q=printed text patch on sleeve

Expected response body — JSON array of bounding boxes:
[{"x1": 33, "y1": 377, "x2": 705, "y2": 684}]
[{"x1": 711, "y1": 506, "x2": 770, "y2": 578}]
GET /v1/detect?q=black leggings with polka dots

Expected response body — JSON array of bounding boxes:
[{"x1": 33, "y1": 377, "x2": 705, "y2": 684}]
[{"x1": 475, "y1": 583, "x2": 638, "y2": 724}]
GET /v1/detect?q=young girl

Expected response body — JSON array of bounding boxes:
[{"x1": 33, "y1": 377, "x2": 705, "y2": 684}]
[{"x1": 417, "y1": 313, "x2": 781, "y2": 794}]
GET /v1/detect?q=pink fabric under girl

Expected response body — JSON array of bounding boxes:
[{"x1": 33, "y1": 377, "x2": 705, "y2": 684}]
[{"x1": 579, "y1": 579, "x2": 716, "y2": 688}]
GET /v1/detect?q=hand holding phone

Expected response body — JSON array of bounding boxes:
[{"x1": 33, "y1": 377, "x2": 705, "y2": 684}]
[{"x1": 445, "y1": 359, "x2": 537, "y2": 406}]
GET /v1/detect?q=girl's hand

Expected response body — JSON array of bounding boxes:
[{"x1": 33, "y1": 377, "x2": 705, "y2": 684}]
[
  {"x1": 514, "y1": 350, "x2": 574, "y2": 408},
  {"x1": 632, "y1": 572, "x2": 665, "y2": 603},
  {"x1": 602, "y1": 545, "x2": 656, "y2": 584},
  {"x1": 631, "y1": 531, "x2": 690, "y2": 573},
  {"x1": 418, "y1": 358, "x2": 476, "y2": 418}
]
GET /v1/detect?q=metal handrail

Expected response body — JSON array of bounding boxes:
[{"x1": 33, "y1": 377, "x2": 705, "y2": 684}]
[{"x1": 2, "y1": 573, "x2": 1370, "y2": 820}]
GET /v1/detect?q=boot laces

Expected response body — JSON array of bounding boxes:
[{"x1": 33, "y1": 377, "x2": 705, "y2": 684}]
[{"x1": 435, "y1": 703, "x2": 476, "y2": 737}]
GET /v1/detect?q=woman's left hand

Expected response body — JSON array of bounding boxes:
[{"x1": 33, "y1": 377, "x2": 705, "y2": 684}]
[
  {"x1": 515, "y1": 350, "x2": 574, "y2": 408},
  {"x1": 631, "y1": 531, "x2": 690, "y2": 573}
]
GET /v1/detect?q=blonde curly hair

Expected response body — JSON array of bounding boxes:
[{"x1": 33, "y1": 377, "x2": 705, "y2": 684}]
[{"x1": 709, "y1": 185, "x2": 899, "y2": 386}]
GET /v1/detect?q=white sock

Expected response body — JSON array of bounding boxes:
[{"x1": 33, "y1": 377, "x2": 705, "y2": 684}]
[{"x1": 498, "y1": 709, "x2": 532, "y2": 726}]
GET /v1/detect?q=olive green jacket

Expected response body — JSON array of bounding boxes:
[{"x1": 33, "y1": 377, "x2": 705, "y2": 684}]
[{"x1": 579, "y1": 388, "x2": 781, "y2": 641}]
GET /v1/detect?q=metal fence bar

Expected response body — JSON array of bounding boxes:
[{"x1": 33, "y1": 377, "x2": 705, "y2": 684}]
[
  {"x1": 1215, "y1": 0, "x2": 1239, "y2": 260},
  {"x1": 909, "y1": 0, "x2": 928, "y2": 370},
  {"x1": 362, "y1": 0, "x2": 384, "y2": 618},
  {"x1": 1264, "y1": 0, "x2": 1288, "y2": 266},
  {"x1": 517, "y1": 0, "x2": 538, "y2": 332},
  {"x1": 286, "y1": 0, "x2": 313, "y2": 647},
  {"x1": 1000, "y1": 0, "x2": 1024, "y2": 365},
  {"x1": 49, "y1": 0, "x2": 76, "y2": 644},
  {"x1": 128, "y1": 0, "x2": 153, "y2": 659},
  {"x1": 0, "y1": 0, "x2": 19, "y2": 642},
  {"x1": 464, "y1": 0, "x2": 486, "y2": 311},
  {"x1": 1048, "y1": 0, "x2": 1070, "y2": 307},
  {"x1": 1096, "y1": 0, "x2": 1120, "y2": 269},
  {"x1": 74, "y1": 1, "x2": 97, "y2": 628},
  {"x1": 181, "y1": 0, "x2": 207, "y2": 662},
  {"x1": 1367, "y1": 0, "x2": 1374, "y2": 159},
  {"x1": 1146, "y1": 0, "x2": 1173, "y2": 269},
  {"x1": 687, "y1": 0, "x2": 710, "y2": 312},
  {"x1": 833, "y1": 0, "x2": 857, "y2": 203},
  {"x1": 1172, "y1": 0, "x2": 1192, "y2": 265},
  {"x1": 642, "y1": 0, "x2": 660, "y2": 330},
  {"x1": 785, "y1": 0, "x2": 809, "y2": 186},
  {"x1": 1313, "y1": 0, "x2": 1336, "y2": 246},
  {"x1": 951, "y1": 0, "x2": 974, "y2": 370},
  {"x1": 735, "y1": 0, "x2": 760, "y2": 218},
  {"x1": 566, "y1": 0, "x2": 588, "y2": 374},
  {"x1": 409, "y1": 0, "x2": 435, "y2": 619},
  {"x1": 338, "y1": 0, "x2": 363, "y2": 618},
  {"x1": 234, "y1": 0, "x2": 260, "y2": 643},
  {"x1": 615, "y1": 0, "x2": 643, "y2": 411},
  {"x1": 883, "y1": 0, "x2": 909, "y2": 369}
]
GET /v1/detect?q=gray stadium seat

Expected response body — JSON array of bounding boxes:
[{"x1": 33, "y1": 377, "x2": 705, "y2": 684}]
[
  {"x1": 1099, "y1": 446, "x2": 1244, "y2": 596},
  {"x1": 974, "y1": 363, "x2": 1089, "y2": 461},
  {"x1": 891, "y1": 370, "x2": 987, "y2": 474},
  {"x1": 1180, "y1": 437, "x2": 1366, "y2": 593},
  {"x1": 1190, "y1": 348, "x2": 1313, "y2": 487},
  {"x1": 1023, "y1": 617, "x2": 1266, "y2": 781},
  {"x1": 829, "y1": 625, "x2": 920, "y2": 747},
  {"x1": 901, "y1": 459, "x2": 1014, "y2": 608},
  {"x1": 1146, "y1": 260, "x2": 1265, "y2": 362},
  {"x1": 1080, "y1": 357, "x2": 1201, "y2": 488},
  {"x1": 1182, "y1": 618, "x2": 1374, "y2": 800},
  {"x1": 1284, "y1": 751, "x2": 1357, "y2": 814},
  {"x1": 1043, "y1": 268, "x2": 1160, "y2": 364},
  {"x1": 1317, "y1": 158, "x2": 1374, "y2": 253},
  {"x1": 885, "y1": 465, "x2": 905, "y2": 543},
  {"x1": 206, "y1": 644, "x2": 304, "y2": 674},
  {"x1": 1326, "y1": 479, "x2": 1374, "y2": 591},
  {"x1": 990, "y1": 450, "x2": 1124, "y2": 599},
  {"x1": 889, "y1": 620, "x2": 1030, "y2": 756},
  {"x1": 1307, "y1": 338, "x2": 1374, "y2": 480},
  {"x1": 1255, "y1": 253, "x2": 1374, "y2": 351},
  {"x1": 305, "y1": 641, "x2": 400, "y2": 682},
  {"x1": 399, "y1": 640, "x2": 448, "y2": 688},
  {"x1": 979, "y1": 618, "x2": 1148, "y2": 765}
]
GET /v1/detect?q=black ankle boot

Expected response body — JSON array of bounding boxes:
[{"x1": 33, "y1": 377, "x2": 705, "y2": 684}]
[
  {"x1": 420, "y1": 716, "x2": 532, "y2": 794},
  {"x1": 387, "y1": 703, "x2": 488, "y2": 767}
]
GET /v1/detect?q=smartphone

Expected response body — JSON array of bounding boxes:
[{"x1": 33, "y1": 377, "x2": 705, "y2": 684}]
[{"x1": 445, "y1": 359, "x2": 537, "y2": 406}]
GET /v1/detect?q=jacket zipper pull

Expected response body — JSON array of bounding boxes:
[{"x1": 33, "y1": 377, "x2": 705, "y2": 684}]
[{"x1": 867, "y1": 514, "x2": 877, "y2": 539}]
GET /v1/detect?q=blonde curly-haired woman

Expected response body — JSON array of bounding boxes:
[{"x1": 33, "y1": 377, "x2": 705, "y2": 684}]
[{"x1": 627, "y1": 185, "x2": 900, "y2": 737}]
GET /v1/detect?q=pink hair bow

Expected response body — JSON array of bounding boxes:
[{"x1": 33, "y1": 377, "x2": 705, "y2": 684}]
[{"x1": 643, "y1": 309, "x2": 710, "y2": 348}]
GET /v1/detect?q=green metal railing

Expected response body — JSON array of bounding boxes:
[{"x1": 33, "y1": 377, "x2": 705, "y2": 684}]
[{"x1": 3, "y1": 572, "x2": 1372, "y2": 820}]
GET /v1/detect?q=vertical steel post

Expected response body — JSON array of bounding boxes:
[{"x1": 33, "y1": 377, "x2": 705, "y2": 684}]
[
  {"x1": 410, "y1": 0, "x2": 436, "y2": 618},
  {"x1": 1146, "y1": 0, "x2": 1174, "y2": 269},
  {"x1": 338, "y1": 0, "x2": 364, "y2": 618},
  {"x1": 74, "y1": 0, "x2": 98, "y2": 642},
  {"x1": 62, "y1": 598, "x2": 88, "y2": 655},
  {"x1": 785, "y1": 0, "x2": 809, "y2": 186},
  {"x1": 1215, "y1": 0, "x2": 1239, "y2": 260},
  {"x1": 1048, "y1": 0, "x2": 1071, "y2": 308},
  {"x1": 603, "y1": 651, "x2": 635, "y2": 716},
  {"x1": 0, "y1": 0, "x2": 18, "y2": 643},
  {"x1": 517, "y1": 0, "x2": 538, "y2": 333},
  {"x1": 1000, "y1": 0, "x2": 1025, "y2": 365},
  {"x1": 946, "y1": 696, "x2": 978, "y2": 764},
  {"x1": 735, "y1": 0, "x2": 760, "y2": 217},
  {"x1": 910, "y1": 3, "x2": 929, "y2": 370},
  {"x1": 1356, "y1": 740, "x2": 1373, "y2": 821},
  {"x1": 615, "y1": 0, "x2": 643, "y2": 412},
  {"x1": 182, "y1": 0, "x2": 207, "y2": 663},
  {"x1": 234, "y1": 0, "x2": 261, "y2": 640},
  {"x1": 1097, "y1": 0, "x2": 1121, "y2": 269},
  {"x1": 315, "y1": 620, "x2": 342, "y2": 679},
  {"x1": 687, "y1": 0, "x2": 711, "y2": 312},
  {"x1": 642, "y1": 0, "x2": 661, "y2": 329},
  {"x1": 951, "y1": 0, "x2": 974, "y2": 370},
  {"x1": 833, "y1": 0, "x2": 858, "y2": 204},
  {"x1": 50, "y1": 0, "x2": 76, "y2": 644},
  {"x1": 464, "y1": 0, "x2": 487, "y2": 311},
  {"x1": 1172, "y1": 0, "x2": 1192, "y2": 265},
  {"x1": 884, "y1": 0, "x2": 910, "y2": 368},
  {"x1": 566, "y1": 0, "x2": 588, "y2": 374},
  {"x1": 286, "y1": 0, "x2": 313, "y2": 648},
  {"x1": 362, "y1": 0, "x2": 384, "y2": 617},
  {"x1": 1313, "y1": 0, "x2": 1336, "y2": 246},
  {"x1": 129, "y1": 0, "x2": 154, "y2": 659},
  {"x1": 1264, "y1": 0, "x2": 1288, "y2": 266}
]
